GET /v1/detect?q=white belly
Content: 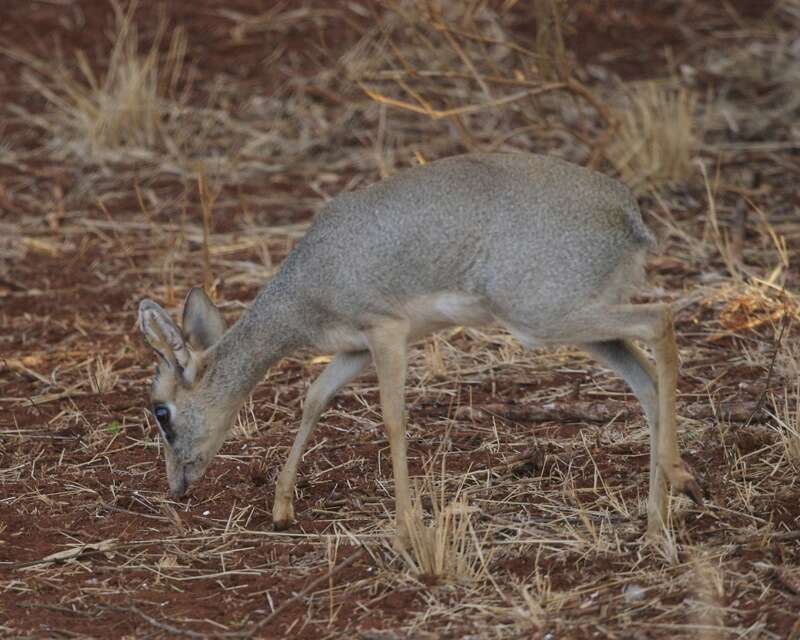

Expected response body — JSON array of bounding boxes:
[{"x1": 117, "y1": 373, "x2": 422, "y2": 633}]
[
  {"x1": 314, "y1": 292, "x2": 494, "y2": 354},
  {"x1": 405, "y1": 292, "x2": 493, "y2": 339}
]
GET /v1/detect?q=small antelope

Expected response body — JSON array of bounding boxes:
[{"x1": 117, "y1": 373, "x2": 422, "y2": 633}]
[{"x1": 138, "y1": 153, "x2": 702, "y2": 540}]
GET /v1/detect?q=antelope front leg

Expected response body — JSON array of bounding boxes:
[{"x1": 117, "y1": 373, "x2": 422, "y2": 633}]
[
  {"x1": 273, "y1": 351, "x2": 369, "y2": 530},
  {"x1": 368, "y1": 324, "x2": 413, "y2": 546}
]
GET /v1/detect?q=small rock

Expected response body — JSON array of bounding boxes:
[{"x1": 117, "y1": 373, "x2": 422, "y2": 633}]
[{"x1": 623, "y1": 583, "x2": 647, "y2": 603}]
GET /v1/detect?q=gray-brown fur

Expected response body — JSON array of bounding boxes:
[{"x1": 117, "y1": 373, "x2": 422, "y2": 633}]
[{"x1": 138, "y1": 152, "x2": 700, "y2": 541}]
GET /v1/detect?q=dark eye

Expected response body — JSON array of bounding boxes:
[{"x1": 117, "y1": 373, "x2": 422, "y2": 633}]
[{"x1": 153, "y1": 405, "x2": 174, "y2": 442}]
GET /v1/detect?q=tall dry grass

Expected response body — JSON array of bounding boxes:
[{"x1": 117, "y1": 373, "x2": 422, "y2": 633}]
[
  {"x1": 10, "y1": 0, "x2": 187, "y2": 157},
  {"x1": 348, "y1": 0, "x2": 611, "y2": 166},
  {"x1": 769, "y1": 384, "x2": 800, "y2": 469},
  {"x1": 607, "y1": 82, "x2": 697, "y2": 190},
  {"x1": 534, "y1": 0, "x2": 571, "y2": 81},
  {"x1": 395, "y1": 462, "x2": 486, "y2": 583}
]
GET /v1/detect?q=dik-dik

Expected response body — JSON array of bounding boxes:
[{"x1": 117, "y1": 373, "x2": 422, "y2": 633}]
[{"x1": 138, "y1": 153, "x2": 702, "y2": 541}]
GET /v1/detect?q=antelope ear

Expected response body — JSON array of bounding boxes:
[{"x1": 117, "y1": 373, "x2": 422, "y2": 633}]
[
  {"x1": 138, "y1": 299, "x2": 191, "y2": 369},
  {"x1": 182, "y1": 287, "x2": 226, "y2": 351}
]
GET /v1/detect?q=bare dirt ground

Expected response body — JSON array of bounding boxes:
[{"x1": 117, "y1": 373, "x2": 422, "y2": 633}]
[{"x1": 1, "y1": 1, "x2": 800, "y2": 638}]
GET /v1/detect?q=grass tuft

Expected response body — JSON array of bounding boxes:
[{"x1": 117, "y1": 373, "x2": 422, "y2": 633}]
[
  {"x1": 608, "y1": 82, "x2": 697, "y2": 190},
  {"x1": 769, "y1": 384, "x2": 800, "y2": 468},
  {"x1": 88, "y1": 357, "x2": 118, "y2": 394},
  {"x1": 16, "y1": 0, "x2": 187, "y2": 156},
  {"x1": 396, "y1": 463, "x2": 484, "y2": 583}
]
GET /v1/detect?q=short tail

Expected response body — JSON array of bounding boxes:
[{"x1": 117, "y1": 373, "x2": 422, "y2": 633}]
[{"x1": 625, "y1": 201, "x2": 657, "y2": 249}]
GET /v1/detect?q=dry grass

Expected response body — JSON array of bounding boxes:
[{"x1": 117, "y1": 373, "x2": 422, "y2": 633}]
[
  {"x1": 534, "y1": 0, "x2": 571, "y2": 82},
  {"x1": 396, "y1": 460, "x2": 484, "y2": 583},
  {"x1": 348, "y1": 0, "x2": 612, "y2": 167},
  {"x1": 87, "y1": 357, "x2": 118, "y2": 394},
  {"x1": 770, "y1": 384, "x2": 800, "y2": 469},
  {"x1": 689, "y1": 554, "x2": 727, "y2": 640},
  {"x1": 234, "y1": 396, "x2": 261, "y2": 439},
  {"x1": 608, "y1": 82, "x2": 698, "y2": 191},
  {"x1": 197, "y1": 172, "x2": 220, "y2": 296},
  {"x1": 12, "y1": 0, "x2": 187, "y2": 157},
  {"x1": 2, "y1": 1, "x2": 800, "y2": 638}
]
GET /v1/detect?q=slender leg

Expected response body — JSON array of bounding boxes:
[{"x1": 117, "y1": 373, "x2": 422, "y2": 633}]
[
  {"x1": 367, "y1": 322, "x2": 412, "y2": 545},
  {"x1": 272, "y1": 350, "x2": 370, "y2": 530},
  {"x1": 583, "y1": 340, "x2": 668, "y2": 535},
  {"x1": 650, "y1": 309, "x2": 702, "y2": 507},
  {"x1": 511, "y1": 303, "x2": 701, "y2": 535}
]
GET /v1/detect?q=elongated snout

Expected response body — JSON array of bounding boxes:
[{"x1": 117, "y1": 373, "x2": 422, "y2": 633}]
[
  {"x1": 167, "y1": 454, "x2": 214, "y2": 499},
  {"x1": 169, "y1": 482, "x2": 188, "y2": 499},
  {"x1": 168, "y1": 467, "x2": 189, "y2": 499}
]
